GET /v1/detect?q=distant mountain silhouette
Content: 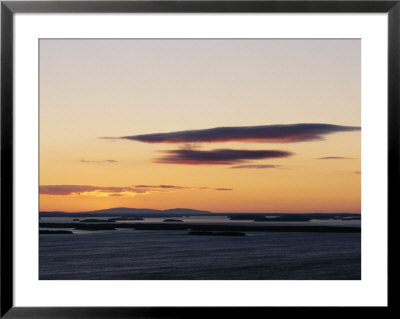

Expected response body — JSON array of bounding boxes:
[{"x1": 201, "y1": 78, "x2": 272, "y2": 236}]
[{"x1": 39, "y1": 207, "x2": 212, "y2": 218}]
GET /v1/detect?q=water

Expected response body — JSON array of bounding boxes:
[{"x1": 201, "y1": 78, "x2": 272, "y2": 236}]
[{"x1": 39, "y1": 229, "x2": 361, "y2": 280}]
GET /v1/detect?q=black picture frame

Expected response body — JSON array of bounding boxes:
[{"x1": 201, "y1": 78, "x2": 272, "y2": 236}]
[{"x1": 1, "y1": 1, "x2": 396, "y2": 317}]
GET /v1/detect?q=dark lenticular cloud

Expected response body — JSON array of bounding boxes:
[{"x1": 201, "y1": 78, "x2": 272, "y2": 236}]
[
  {"x1": 155, "y1": 149, "x2": 292, "y2": 165},
  {"x1": 317, "y1": 156, "x2": 353, "y2": 160},
  {"x1": 114, "y1": 123, "x2": 360, "y2": 144},
  {"x1": 230, "y1": 164, "x2": 282, "y2": 169}
]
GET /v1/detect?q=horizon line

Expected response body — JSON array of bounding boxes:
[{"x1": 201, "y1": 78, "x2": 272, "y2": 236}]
[{"x1": 39, "y1": 207, "x2": 361, "y2": 215}]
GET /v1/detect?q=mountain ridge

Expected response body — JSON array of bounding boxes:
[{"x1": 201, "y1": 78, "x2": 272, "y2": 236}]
[{"x1": 39, "y1": 207, "x2": 213, "y2": 217}]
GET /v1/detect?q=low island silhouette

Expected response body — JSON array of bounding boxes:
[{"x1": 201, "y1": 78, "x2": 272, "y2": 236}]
[{"x1": 39, "y1": 207, "x2": 360, "y2": 235}]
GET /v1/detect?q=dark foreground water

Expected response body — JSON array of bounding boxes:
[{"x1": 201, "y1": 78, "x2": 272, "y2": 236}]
[{"x1": 39, "y1": 229, "x2": 360, "y2": 280}]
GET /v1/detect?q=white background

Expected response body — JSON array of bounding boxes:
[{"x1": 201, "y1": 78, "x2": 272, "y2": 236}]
[{"x1": 13, "y1": 13, "x2": 388, "y2": 307}]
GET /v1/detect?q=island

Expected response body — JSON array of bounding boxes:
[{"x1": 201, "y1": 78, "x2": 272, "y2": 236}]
[
  {"x1": 79, "y1": 219, "x2": 116, "y2": 223},
  {"x1": 255, "y1": 215, "x2": 313, "y2": 222},
  {"x1": 39, "y1": 230, "x2": 73, "y2": 235},
  {"x1": 163, "y1": 219, "x2": 184, "y2": 223},
  {"x1": 188, "y1": 231, "x2": 246, "y2": 236}
]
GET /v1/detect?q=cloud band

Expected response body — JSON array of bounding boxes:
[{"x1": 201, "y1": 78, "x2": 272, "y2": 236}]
[
  {"x1": 155, "y1": 149, "x2": 292, "y2": 165},
  {"x1": 39, "y1": 184, "x2": 232, "y2": 197},
  {"x1": 112, "y1": 123, "x2": 360, "y2": 144}
]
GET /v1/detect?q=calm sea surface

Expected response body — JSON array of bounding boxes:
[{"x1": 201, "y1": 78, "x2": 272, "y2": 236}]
[{"x1": 39, "y1": 224, "x2": 361, "y2": 280}]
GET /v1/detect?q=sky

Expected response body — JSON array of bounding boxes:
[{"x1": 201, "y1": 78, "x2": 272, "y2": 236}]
[{"x1": 39, "y1": 39, "x2": 361, "y2": 213}]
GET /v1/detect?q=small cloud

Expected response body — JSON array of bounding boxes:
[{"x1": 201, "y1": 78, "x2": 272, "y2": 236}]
[
  {"x1": 154, "y1": 149, "x2": 293, "y2": 165},
  {"x1": 135, "y1": 184, "x2": 184, "y2": 189},
  {"x1": 80, "y1": 159, "x2": 118, "y2": 164},
  {"x1": 106, "y1": 123, "x2": 360, "y2": 144},
  {"x1": 317, "y1": 157, "x2": 354, "y2": 160},
  {"x1": 135, "y1": 184, "x2": 232, "y2": 191},
  {"x1": 230, "y1": 164, "x2": 282, "y2": 169}
]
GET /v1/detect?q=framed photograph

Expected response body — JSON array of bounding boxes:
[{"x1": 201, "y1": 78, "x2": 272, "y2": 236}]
[{"x1": 1, "y1": 0, "x2": 396, "y2": 317}]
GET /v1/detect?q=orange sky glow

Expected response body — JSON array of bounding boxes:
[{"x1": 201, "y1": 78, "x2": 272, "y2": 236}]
[{"x1": 39, "y1": 39, "x2": 361, "y2": 213}]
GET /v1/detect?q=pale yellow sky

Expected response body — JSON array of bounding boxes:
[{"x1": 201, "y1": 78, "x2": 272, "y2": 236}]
[{"x1": 39, "y1": 39, "x2": 361, "y2": 213}]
